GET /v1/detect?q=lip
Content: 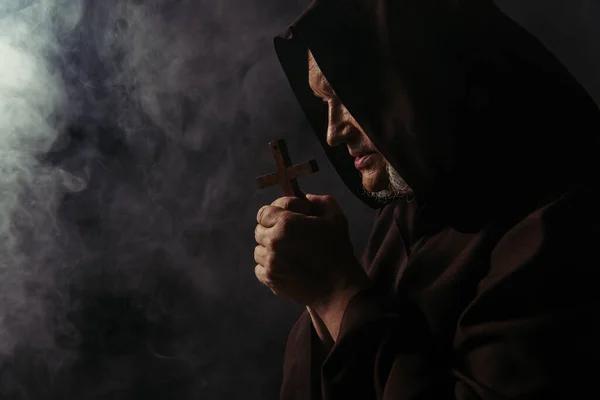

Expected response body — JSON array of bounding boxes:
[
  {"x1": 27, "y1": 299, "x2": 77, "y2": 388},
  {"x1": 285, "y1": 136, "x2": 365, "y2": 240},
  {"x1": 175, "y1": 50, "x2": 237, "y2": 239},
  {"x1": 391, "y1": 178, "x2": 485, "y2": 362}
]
[{"x1": 354, "y1": 154, "x2": 374, "y2": 169}]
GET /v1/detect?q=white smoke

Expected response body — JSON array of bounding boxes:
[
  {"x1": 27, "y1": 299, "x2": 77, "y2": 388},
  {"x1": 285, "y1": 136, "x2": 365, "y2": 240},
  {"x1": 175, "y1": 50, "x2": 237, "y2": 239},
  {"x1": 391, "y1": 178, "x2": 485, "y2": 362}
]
[
  {"x1": 0, "y1": 0, "x2": 311, "y2": 397},
  {"x1": 96, "y1": 0, "x2": 257, "y2": 151},
  {"x1": 0, "y1": 0, "x2": 85, "y2": 363}
]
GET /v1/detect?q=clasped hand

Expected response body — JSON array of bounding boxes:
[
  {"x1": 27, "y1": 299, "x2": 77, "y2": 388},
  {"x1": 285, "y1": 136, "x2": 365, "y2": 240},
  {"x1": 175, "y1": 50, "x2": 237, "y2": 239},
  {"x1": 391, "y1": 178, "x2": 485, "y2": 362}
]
[{"x1": 254, "y1": 194, "x2": 370, "y2": 308}]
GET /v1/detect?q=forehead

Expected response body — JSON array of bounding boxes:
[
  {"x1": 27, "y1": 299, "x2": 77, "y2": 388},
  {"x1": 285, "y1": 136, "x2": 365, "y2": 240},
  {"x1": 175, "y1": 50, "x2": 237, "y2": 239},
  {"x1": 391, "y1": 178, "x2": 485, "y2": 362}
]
[{"x1": 308, "y1": 51, "x2": 330, "y2": 93}]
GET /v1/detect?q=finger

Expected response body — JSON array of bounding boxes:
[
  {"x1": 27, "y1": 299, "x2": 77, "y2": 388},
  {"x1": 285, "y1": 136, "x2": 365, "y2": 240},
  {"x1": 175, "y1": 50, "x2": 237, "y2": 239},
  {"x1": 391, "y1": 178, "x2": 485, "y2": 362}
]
[
  {"x1": 255, "y1": 224, "x2": 284, "y2": 249},
  {"x1": 254, "y1": 264, "x2": 271, "y2": 288},
  {"x1": 256, "y1": 205, "x2": 286, "y2": 227},
  {"x1": 271, "y1": 196, "x2": 312, "y2": 215},
  {"x1": 253, "y1": 245, "x2": 269, "y2": 266},
  {"x1": 254, "y1": 265, "x2": 283, "y2": 298},
  {"x1": 305, "y1": 194, "x2": 342, "y2": 217},
  {"x1": 254, "y1": 224, "x2": 269, "y2": 246}
]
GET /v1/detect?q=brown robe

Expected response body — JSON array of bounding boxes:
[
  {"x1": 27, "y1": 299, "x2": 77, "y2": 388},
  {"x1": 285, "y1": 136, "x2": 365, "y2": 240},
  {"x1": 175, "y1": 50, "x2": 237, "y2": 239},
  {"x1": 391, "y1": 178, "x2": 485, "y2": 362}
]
[
  {"x1": 273, "y1": 0, "x2": 600, "y2": 398},
  {"x1": 281, "y1": 187, "x2": 600, "y2": 399}
]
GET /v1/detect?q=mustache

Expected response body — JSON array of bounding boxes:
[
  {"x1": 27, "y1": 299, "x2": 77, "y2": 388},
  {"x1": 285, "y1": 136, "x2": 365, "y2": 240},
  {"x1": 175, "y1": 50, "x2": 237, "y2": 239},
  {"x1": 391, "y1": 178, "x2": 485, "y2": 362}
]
[{"x1": 347, "y1": 141, "x2": 377, "y2": 157}]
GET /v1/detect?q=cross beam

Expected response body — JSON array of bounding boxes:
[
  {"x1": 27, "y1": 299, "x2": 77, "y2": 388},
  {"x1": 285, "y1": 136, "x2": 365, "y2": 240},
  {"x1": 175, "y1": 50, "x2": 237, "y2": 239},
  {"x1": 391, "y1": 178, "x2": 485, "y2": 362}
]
[{"x1": 256, "y1": 139, "x2": 319, "y2": 197}]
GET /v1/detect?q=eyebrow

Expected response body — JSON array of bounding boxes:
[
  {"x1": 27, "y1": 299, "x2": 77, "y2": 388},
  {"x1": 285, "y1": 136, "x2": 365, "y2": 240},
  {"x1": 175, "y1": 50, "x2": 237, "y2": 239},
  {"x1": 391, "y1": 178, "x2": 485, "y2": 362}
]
[{"x1": 308, "y1": 54, "x2": 333, "y2": 100}]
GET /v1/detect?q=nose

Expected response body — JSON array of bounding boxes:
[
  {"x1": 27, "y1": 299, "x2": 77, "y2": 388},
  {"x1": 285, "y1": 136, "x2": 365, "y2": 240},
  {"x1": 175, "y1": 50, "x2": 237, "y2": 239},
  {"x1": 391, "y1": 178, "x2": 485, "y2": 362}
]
[{"x1": 326, "y1": 99, "x2": 350, "y2": 147}]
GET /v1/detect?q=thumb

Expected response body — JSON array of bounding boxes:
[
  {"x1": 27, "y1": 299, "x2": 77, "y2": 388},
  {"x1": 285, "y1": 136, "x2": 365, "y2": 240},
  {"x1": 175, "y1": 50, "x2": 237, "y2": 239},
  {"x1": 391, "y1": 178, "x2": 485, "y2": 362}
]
[
  {"x1": 270, "y1": 195, "x2": 312, "y2": 215},
  {"x1": 305, "y1": 194, "x2": 342, "y2": 217}
]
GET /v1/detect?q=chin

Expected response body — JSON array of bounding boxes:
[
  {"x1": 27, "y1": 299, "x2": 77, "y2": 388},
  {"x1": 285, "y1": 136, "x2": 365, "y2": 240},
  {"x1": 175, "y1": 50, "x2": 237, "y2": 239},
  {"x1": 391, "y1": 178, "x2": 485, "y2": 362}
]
[
  {"x1": 361, "y1": 163, "x2": 414, "y2": 201},
  {"x1": 361, "y1": 174, "x2": 389, "y2": 193}
]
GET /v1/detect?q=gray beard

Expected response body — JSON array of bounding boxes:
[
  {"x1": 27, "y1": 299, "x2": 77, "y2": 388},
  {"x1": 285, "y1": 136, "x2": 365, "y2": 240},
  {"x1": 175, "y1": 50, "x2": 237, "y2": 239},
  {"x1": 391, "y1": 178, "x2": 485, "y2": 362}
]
[{"x1": 365, "y1": 163, "x2": 415, "y2": 203}]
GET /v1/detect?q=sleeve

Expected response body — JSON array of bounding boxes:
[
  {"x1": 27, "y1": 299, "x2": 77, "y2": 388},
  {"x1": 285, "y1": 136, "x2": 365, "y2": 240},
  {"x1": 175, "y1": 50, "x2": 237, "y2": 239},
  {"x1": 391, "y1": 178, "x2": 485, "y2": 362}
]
[
  {"x1": 318, "y1": 206, "x2": 599, "y2": 400},
  {"x1": 281, "y1": 204, "x2": 399, "y2": 400},
  {"x1": 280, "y1": 310, "x2": 334, "y2": 400}
]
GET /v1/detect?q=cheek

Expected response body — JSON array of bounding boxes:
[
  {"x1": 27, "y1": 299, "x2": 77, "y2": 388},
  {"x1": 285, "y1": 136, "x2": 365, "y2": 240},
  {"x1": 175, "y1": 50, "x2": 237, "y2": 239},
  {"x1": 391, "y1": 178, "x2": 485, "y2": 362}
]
[{"x1": 372, "y1": 155, "x2": 388, "y2": 173}]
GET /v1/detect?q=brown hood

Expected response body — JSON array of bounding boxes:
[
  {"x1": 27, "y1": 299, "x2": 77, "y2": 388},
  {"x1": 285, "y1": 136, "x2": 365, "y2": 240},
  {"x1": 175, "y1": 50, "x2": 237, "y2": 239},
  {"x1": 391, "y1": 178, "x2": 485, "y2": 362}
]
[{"x1": 274, "y1": 0, "x2": 600, "y2": 231}]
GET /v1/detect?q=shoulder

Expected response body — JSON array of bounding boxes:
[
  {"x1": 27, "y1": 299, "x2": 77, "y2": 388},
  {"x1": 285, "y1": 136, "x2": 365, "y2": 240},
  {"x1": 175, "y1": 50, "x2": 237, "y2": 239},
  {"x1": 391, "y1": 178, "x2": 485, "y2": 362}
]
[
  {"x1": 487, "y1": 184, "x2": 600, "y2": 282},
  {"x1": 454, "y1": 185, "x2": 600, "y2": 398}
]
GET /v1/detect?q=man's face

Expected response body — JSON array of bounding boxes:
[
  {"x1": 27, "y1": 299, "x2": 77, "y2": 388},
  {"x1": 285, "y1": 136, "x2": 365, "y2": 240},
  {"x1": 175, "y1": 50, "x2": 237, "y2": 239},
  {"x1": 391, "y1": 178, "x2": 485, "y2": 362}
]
[{"x1": 308, "y1": 53, "x2": 391, "y2": 193}]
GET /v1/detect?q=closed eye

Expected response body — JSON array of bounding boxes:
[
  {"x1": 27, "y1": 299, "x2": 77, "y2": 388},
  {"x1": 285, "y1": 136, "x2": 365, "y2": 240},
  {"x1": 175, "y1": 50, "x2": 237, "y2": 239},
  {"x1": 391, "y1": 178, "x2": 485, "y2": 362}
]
[{"x1": 313, "y1": 93, "x2": 329, "y2": 104}]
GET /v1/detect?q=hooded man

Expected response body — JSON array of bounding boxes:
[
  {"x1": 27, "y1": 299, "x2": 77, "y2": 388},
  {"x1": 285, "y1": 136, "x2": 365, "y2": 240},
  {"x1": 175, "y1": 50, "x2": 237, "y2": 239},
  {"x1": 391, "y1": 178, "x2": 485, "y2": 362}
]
[{"x1": 253, "y1": 1, "x2": 600, "y2": 398}]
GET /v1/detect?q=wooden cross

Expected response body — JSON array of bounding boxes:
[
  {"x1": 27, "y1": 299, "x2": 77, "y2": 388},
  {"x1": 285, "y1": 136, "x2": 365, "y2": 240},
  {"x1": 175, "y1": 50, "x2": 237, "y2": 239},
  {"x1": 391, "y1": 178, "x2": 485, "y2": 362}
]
[
  {"x1": 255, "y1": 139, "x2": 332, "y2": 345},
  {"x1": 256, "y1": 139, "x2": 319, "y2": 197}
]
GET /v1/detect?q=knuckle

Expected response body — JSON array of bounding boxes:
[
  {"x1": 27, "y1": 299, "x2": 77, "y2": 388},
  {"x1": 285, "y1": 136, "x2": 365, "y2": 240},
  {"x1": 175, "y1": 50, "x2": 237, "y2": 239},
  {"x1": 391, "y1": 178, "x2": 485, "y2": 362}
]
[
  {"x1": 266, "y1": 252, "x2": 277, "y2": 267},
  {"x1": 264, "y1": 266, "x2": 280, "y2": 284},
  {"x1": 273, "y1": 197, "x2": 293, "y2": 209},
  {"x1": 267, "y1": 235, "x2": 280, "y2": 249},
  {"x1": 280, "y1": 222, "x2": 293, "y2": 238},
  {"x1": 284, "y1": 197, "x2": 297, "y2": 210},
  {"x1": 254, "y1": 265, "x2": 264, "y2": 282},
  {"x1": 253, "y1": 245, "x2": 261, "y2": 259},
  {"x1": 264, "y1": 267, "x2": 275, "y2": 281},
  {"x1": 279, "y1": 213, "x2": 297, "y2": 233},
  {"x1": 256, "y1": 206, "x2": 266, "y2": 223}
]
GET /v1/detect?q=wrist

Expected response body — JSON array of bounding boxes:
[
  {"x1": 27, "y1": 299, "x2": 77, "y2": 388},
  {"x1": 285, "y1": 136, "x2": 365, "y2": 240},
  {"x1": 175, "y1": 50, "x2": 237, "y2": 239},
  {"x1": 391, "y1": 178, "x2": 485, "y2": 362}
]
[{"x1": 310, "y1": 278, "x2": 371, "y2": 341}]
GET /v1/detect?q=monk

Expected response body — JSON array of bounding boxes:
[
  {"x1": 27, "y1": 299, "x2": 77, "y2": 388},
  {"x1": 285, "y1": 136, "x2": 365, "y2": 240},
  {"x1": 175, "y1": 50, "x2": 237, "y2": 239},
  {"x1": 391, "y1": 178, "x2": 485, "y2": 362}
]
[{"x1": 254, "y1": 1, "x2": 600, "y2": 398}]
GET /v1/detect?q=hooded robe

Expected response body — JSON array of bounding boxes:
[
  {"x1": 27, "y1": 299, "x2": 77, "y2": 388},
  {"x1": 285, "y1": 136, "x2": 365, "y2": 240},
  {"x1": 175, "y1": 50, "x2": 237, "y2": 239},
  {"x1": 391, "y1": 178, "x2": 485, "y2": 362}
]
[{"x1": 273, "y1": 0, "x2": 600, "y2": 399}]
